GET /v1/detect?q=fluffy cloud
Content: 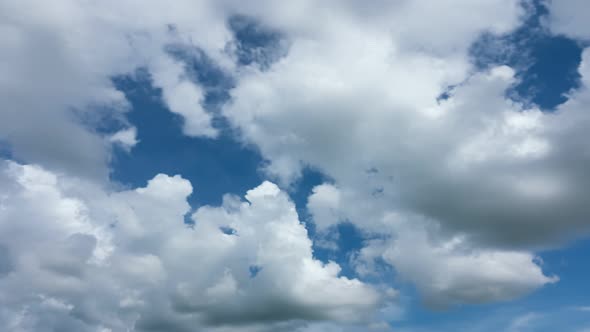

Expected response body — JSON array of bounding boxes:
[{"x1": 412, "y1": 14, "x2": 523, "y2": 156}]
[
  {"x1": 223, "y1": 13, "x2": 590, "y2": 249},
  {"x1": 232, "y1": 51, "x2": 590, "y2": 304},
  {"x1": 358, "y1": 214, "x2": 556, "y2": 308},
  {"x1": 0, "y1": 161, "x2": 379, "y2": 331},
  {"x1": 0, "y1": 0, "x2": 235, "y2": 180},
  {"x1": 0, "y1": 0, "x2": 525, "y2": 181},
  {"x1": 218, "y1": 1, "x2": 590, "y2": 307}
]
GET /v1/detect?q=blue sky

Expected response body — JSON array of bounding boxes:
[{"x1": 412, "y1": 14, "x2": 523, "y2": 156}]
[{"x1": 1, "y1": 0, "x2": 590, "y2": 331}]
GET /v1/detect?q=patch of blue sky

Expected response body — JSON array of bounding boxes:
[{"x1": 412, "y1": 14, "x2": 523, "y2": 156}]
[
  {"x1": 110, "y1": 71, "x2": 263, "y2": 208},
  {"x1": 470, "y1": 0, "x2": 583, "y2": 110},
  {"x1": 109, "y1": 14, "x2": 288, "y2": 209},
  {"x1": 0, "y1": 140, "x2": 13, "y2": 160}
]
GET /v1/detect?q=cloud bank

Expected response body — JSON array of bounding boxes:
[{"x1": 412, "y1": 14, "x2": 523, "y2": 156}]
[
  {"x1": 0, "y1": 161, "x2": 382, "y2": 331},
  {"x1": 1, "y1": 0, "x2": 590, "y2": 330}
]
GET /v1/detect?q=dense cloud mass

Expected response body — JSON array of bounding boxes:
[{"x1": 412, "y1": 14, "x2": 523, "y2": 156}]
[
  {"x1": 1, "y1": 0, "x2": 590, "y2": 330},
  {"x1": 0, "y1": 161, "x2": 382, "y2": 331},
  {"x1": 224, "y1": 15, "x2": 590, "y2": 249}
]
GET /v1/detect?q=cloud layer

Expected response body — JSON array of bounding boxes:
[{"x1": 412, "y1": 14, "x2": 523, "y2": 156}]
[
  {"x1": 1, "y1": 0, "x2": 590, "y2": 330},
  {"x1": 0, "y1": 161, "x2": 381, "y2": 331}
]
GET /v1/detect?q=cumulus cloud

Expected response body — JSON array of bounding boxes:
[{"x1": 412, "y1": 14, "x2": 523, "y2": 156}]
[
  {"x1": 0, "y1": 0, "x2": 526, "y2": 183},
  {"x1": 277, "y1": 58, "x2": 590, "y2": 301},
  {"x1": 0, "y1": 161, "x2": 379, "y2": 331},
  {"x1": 0, "y1": 0, "x2": 234, "y2": 180},
  {"x1": 219, "y1": 1, "x2": 590, "y2": 306},
  {"x1": 380, "y1": 216, "x2": 556, "y2": 308},
  {"x1": 223, "y1": 13, "x2": 590, "y2": 249}
]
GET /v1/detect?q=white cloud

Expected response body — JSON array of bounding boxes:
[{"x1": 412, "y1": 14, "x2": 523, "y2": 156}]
[
  {"x1": 222, "y1": 16, "x2": 590, "y2": 249},
  {"x1": 0, "y1": 161, "x2": 380, "y2": 331},
  {"x1": 0, "y1": 0, "x2": 234, "y2": 180},
  {"x1": 217, "y1": 0, "x2": 585, "y2": 304},
  {"x1": 109, "y1": 127, "x2": 139, "y2": 151},
  {"x1": 348, "y1": 212, "x2": 557, "y2": 308},
  {"x1": 224, "y1": 5, "x2": 590, "y2": 306},
  {"x1": 223, "y1": 50, "x2": 581, "y2": 303}
]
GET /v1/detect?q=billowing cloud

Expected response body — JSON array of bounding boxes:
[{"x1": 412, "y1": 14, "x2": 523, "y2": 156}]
[
  {"x1": 0, "y1": 0, "x2": 233, "y2": 180},
  {"x1": 218, "y1": 0, "x2": 590, "y2": 308},
  {"x1": 360, "y1": 215, "x2": 556, "y2": 308},
  {"x1": 223, "y1": 15, "x2": 590, "y2": 249},
  {"x1": 0, "y1": 0, "x2": 526, "y2": 180},
  {"x1": 0, "y1": 161, "x2": 380, "y2": 331},
  {"x1": 225, "y1": 47, "x2": 590, "y2": 304}
]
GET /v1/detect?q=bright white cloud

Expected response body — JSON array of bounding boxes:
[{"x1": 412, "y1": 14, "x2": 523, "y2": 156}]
[
  {"x1": 148, "y1": 54, "x2": 218, "y2": 138},
  {"x1": 222, "y1": 23, "x2": 590, "y2": 305},
  {"x1": 223, "y1": 21, "x2": 590, "y2": 249},
  {"x1": 0, "y1": 0, "x2": 526, "y2": 181},
  {"x1": 0, "y1": 161, "x2": 379, "y2": 331}
]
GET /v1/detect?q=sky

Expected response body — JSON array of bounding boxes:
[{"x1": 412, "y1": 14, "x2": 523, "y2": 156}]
[{"x1": 1, "y1": 0, "x2": 590, "y2": 331}]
